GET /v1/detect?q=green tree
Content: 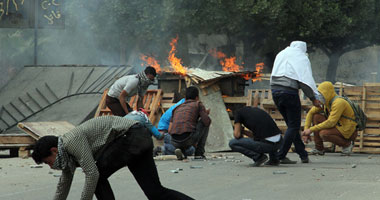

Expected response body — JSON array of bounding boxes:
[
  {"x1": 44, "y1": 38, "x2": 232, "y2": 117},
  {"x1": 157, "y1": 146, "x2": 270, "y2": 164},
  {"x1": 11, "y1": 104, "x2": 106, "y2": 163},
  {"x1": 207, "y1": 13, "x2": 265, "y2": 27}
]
[{"x1": 235, "y1": 0, "x2": 380, "y2": 82}]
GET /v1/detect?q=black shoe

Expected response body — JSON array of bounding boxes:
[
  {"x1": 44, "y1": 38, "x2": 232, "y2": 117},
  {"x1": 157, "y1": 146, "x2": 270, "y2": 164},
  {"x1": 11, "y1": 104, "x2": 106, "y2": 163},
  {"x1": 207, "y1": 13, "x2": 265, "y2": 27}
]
[
  {"x1": 264, "y1": 159, "x2": 280, "y2": 166},
  {"x1": 252, "y1": 155, "x2": 268, "y2": 167},
  {"x1": 301, "y1": 157, "x2": 310, "y2": 163},
  {"x1": 280, "y1": 157, "x2": 297, "y2": 164}
]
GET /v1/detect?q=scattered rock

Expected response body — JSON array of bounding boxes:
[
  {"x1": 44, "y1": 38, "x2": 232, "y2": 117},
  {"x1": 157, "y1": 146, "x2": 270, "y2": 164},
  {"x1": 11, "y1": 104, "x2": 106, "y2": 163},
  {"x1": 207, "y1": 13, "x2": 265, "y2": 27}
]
[
  {"x1": 351, "y1": 164, "x2": 357, "y2": 168},
  {"x1": 48, "y1": 171, "x2": 53, "y2": 174},
  {"x1": 30, "y1": 165, "x2": 43, "y2": 168},
  {"x1": 190, "y1": 165, "x2": 203, "y2": 169},
  {"x1": 368, "y1": 156, "x2": 372, "y2": 159},
  {"x1": 273, "y1": 170, "x2": 287, "y2": 174},
  {"x1": 209, "y1": 162, "x2": 216, "y2": 165},
  {"x1": 321, "y1": 173, "x2": 325, "y2": 176},
  {"x1": 170, "y1": 169, "x2": 179, "y2": 173},
  {"x1": 226, "y1": 156, "x2": 235, "y2": 159},
  {"x1": 225, "y1": 159, "x2": 234, "y2": 162},
  {"x1": 176, "y1": 168, "x2": 183, "y2": 171},
  {"x1": 312, "y1": 168, "x2": 316, "y2": 170},
  {"x1": 53, "y1": 174, "x2": 61, "y2": 177}
]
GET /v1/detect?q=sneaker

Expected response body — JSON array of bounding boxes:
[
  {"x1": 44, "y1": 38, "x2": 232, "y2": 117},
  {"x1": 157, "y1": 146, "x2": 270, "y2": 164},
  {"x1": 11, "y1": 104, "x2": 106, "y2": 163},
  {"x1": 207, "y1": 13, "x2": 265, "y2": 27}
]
[
  {"x1": 280, "y1": 157, "x2": 297, "y2": 164},
  {"x1": 341, "y1": 142, "x2": 354, "y2": 156},
  {"x1": 264, "y1": 159, "x2": 280, "y2": 166},
  {"x1": 175, "y1": 148, "x2": 184, "y2": 160},
  {"x1": 310, "y1": 149, "x2": 325, "y2": 156},
  {"x1": 301, "y1": 157, "x2": 310, "y2": 163},
  {"x1": 252, "y1": 155, "x2": 268, "y2": 167},
  {"x1": 153, "y1": 146, "x2": 162, "y2": 157}
]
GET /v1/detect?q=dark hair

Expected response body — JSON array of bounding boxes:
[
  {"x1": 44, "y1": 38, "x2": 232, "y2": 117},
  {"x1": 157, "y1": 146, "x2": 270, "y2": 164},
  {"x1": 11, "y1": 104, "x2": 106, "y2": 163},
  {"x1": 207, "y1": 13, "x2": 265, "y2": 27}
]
[
  {"x1": 32, "y1": 136, "x2": 58, "y2": 164},
  {"x1": 186, "y1": 86, "x2": 199, "y2": 100},
  {"x1": 144, "y1": 66, "x2": 157, "y2": 77}
]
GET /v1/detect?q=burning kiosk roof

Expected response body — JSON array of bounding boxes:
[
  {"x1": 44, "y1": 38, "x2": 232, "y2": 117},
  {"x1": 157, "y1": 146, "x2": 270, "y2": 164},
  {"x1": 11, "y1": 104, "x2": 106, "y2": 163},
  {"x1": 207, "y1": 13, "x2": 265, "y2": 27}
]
[{"x1": 185, "y1": 68, "x2": 257, "y2": 84}]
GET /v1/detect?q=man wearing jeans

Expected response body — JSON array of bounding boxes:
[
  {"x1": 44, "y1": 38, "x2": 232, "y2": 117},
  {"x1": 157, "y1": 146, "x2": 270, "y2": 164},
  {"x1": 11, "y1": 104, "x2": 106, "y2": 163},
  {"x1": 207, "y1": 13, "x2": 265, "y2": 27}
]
[
  {"x1": 270, "y1": 41, "x2": 321, "y2": 164},
  {"x1": 229, "y1": 106, "x2": 283, "y2": 167},
  {"x1": 169, "y1": 86, "x2": 211, "y2": 160},
  {"x1": 31, "y1": 116, "x2": 193, "y2": 200},
  {"x1": 156, "y1": 98, "x2": 195, "y2": 157}
]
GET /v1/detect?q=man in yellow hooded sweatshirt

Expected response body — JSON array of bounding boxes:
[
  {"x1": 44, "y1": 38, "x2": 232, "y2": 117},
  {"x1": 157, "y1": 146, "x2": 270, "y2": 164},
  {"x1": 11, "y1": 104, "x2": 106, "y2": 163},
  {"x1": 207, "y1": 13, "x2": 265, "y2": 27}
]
[{"x1": 301, "y1": 81, "x2": 358, "y2": 156}]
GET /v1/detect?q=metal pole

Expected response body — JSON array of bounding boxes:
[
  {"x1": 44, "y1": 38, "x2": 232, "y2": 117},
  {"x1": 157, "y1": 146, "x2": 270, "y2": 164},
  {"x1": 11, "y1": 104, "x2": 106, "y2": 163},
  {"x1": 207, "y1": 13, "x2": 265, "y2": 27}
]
[{"x1": 34, "y1": 0, "x2": 38, "y2": 65}]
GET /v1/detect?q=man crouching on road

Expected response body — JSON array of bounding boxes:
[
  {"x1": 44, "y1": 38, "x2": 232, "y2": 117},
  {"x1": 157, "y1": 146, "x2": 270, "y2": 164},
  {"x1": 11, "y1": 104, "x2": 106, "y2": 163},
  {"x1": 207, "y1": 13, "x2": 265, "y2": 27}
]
[
  {"x1": 302, "y1": 81, "x2": 358, "y2": 156},
  {"x1": 229, "y1": 106, "x2": 283, "y2": 167},
  {"x1": 32, "y1": 116, "x2": 193, "y2": 200}
]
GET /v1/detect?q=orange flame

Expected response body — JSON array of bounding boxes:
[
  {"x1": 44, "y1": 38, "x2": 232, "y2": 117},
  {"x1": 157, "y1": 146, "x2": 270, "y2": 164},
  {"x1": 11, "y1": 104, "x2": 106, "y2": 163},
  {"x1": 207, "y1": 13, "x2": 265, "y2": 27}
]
[
  {"x1": 168, "y1": 36, "x2": 187, "y2": 75},
  {"x1": 252, "y1": 63, "x2": 264, "y2": 82},
  {"x1": 140, "y1": 54, "x2": 162, "y2": 74},
  {"x1": 209, "y1": 49, "x2": 243, "y2": 72},
  {"x1": 226, "y1": 108, "x2": 232, "y2": 112}
]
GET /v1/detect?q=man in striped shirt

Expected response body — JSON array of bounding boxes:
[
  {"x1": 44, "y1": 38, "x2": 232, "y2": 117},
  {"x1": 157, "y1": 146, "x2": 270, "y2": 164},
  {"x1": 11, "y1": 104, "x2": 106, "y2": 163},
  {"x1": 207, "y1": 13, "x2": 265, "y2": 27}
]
[
  {"x1": 32, "y1": 116, "x2": 193, "y2": 200},
  {"x1": 169, "y1": 86, "x2": 211, "y2": 160}
]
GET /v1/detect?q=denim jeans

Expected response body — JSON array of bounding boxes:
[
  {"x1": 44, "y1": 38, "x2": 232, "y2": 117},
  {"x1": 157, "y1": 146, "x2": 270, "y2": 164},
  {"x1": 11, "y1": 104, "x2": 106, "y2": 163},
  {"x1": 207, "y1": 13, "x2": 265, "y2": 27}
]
[
  {"x1": 272, "y1": 90, "x2": 308, "y2": 160},
  {"x1": 163, "y1": 133, "x2": 195, "y2": 156},
  {"x1": 171, "y1": 121, "x2": 209, "y2": 156},
  {"x1": 229, "y1": 138, "x2": 282, "y2": 161},
  {"x1": 95, "y1": 126, "x2": 193, "y2": 200}
]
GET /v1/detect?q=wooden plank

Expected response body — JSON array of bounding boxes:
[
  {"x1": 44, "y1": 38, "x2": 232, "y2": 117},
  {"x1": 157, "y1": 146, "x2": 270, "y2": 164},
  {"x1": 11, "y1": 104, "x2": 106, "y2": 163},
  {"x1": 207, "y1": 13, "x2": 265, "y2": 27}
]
[
  {"x1": 18, "y1": 121, "x2": 75, "y2": 140},
  {"x1": 0, "y1": 144, "x2": 33, "y2": 148},
  {"x1": 0, "y1": 134, "x2": 35, "y2": 144},
  {"x1": 94, "y1": 89, "x2": 109, "y2": 117},
  {"x1": 365, "y1": 103, "x2": 380, "y2": 109},
  {"x1": 364, "y1": 83, "x2": 380, "y2": 87},
  {"x1": 353, "y1": 147, "x2": 380, "y2": 153},
  {"x1": 253, "y1": 89, "x2": 259, "y2": 107},
  {"x1": 246, "y1": 89, "x2": 253, "y2": 106},
  {"x1": 144, "y1": 93, "x2": 153, "y2": 110},
  {"x1": 149, "y1": 89, "x2": 163, "y2": 125},
  {"x1": 366, "y1": 114, "x2": 380, "y2": 121},
  {"x1": 223, "y1": 96, "x2": 248, "y2": 104},
  {"x1": 18, "y1": 146, "x2": 30, "y2": 158},
  {"x1": 364, "y1": 128, "x2": 380, "y2": 134},
  {"x1": 356, "y1": 142, "x2": 380, "y2": 147},
  {"x1": 356, "y1": 137, "x2": 380, "y2": 141},
  {"x1": 360, "y1": 86, "x2": 367, "y2": 148}
]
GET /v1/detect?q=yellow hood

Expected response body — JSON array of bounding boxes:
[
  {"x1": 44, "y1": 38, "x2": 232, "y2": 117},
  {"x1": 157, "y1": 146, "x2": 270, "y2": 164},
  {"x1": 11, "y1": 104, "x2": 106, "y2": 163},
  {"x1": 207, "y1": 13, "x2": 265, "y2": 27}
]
[{"x1": 317, "y1": 81, "x2": 336, "y2": 107}]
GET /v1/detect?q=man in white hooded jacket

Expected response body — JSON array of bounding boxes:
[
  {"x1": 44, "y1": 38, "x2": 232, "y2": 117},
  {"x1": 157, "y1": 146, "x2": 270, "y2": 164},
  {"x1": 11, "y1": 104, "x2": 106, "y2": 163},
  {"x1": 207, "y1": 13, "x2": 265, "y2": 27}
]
[{"x1": 270, "y1": 41, "x2": 321, "y2": 164}]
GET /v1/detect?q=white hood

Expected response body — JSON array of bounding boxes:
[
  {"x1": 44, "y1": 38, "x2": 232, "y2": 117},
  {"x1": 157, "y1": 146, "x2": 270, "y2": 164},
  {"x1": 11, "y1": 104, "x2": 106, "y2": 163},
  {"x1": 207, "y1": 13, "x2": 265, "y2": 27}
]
[{"x1": 270, "y1": 41, "x2": 319, "y2": 96}]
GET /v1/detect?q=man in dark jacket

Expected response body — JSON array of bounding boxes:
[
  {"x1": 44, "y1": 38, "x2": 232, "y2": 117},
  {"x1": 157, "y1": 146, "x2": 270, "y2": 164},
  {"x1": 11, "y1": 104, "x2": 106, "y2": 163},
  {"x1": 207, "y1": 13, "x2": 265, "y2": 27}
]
[{"x1": 229, "y1": 106, "x2": 283, "y2": 167}]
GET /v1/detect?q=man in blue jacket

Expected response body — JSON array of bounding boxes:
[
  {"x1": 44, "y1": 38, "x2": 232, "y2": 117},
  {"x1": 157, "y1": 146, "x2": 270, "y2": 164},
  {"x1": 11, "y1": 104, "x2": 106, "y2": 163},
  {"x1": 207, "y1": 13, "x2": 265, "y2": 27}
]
[{"x1": 156, "y1": 98, "x2": 195, "y2": 157}]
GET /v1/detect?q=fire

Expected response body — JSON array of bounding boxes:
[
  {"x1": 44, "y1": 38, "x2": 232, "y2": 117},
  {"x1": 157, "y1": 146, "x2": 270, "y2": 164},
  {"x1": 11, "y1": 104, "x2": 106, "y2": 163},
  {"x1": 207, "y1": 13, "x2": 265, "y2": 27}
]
[
  {"x1": 168, "y1": 36, "x2": 187, "y2": 75},
  {"x1": 252, "y1": 63, "x2": 264, "y2": 82},
  {"x1": 140, "y1": 54, "x2": 162, "y2": 74},
  {"x1": 209, "y1": 49, "x2": 243, "y2": 72},
  {"x1": 226, "y1": 108, "x2": 232, "y2": 112}
]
